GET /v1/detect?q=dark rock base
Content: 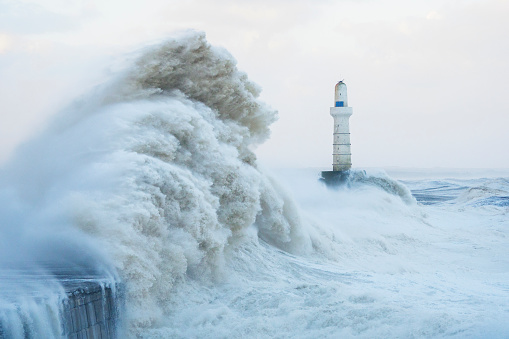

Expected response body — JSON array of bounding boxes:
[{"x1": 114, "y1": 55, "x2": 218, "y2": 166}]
[{"x1": 320, "y1": 170, "x2": 350, "y2": 188}]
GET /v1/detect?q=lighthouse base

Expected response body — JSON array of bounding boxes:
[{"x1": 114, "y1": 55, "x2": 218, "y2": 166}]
[{"x1": 320, "y1": 170, "x2": 350, "y2": 188}]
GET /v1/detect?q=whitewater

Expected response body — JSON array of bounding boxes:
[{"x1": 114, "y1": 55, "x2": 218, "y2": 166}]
[{"x1": 0, "y1": 31, "x2": 508, "y2": 338}]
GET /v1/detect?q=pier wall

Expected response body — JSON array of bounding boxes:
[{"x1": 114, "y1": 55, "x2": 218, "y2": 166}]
[
  {"x1": 62, "y1": 283, "x2": 123, "y2": 339},
  {"x1": 0, "y1": 282, "x2": 122, "y2": 339}
]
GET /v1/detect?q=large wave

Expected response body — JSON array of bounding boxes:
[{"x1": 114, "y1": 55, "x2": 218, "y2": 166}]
[{"x1": 0, "y1": 31, "x2": 314, "y2": 335}]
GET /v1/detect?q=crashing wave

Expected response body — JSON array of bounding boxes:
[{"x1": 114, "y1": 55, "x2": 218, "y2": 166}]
[
  {"x1": 0, "y1": 31, "x2": 312, "y2": 334},
  {"x1": 346, "y1": 169, "x2": 416, "y2": 205}
]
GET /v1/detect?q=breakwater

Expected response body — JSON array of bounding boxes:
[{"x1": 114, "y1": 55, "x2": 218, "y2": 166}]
[
  {"x1": 0, "y1": 279, "x2": 123, "y2": 339},
  {"x1": 62, "y1": 282, "x2": 122, "y2": 339}
]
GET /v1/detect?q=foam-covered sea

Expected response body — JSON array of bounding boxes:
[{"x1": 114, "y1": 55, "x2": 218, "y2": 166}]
[
  {"x1": 0, "y1": 31, "x2": 508, "y2": 338},
  {"x1": 243, "y1": 168, "x2": 509, "y2": 338}
]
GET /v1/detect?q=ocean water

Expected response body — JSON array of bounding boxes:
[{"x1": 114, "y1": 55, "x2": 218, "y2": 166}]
[{"x1": 0, "y1": 31, "x2": 508, "y2": 338}]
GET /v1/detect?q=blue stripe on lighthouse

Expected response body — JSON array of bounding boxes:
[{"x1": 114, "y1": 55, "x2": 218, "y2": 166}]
[{"x1": 335, "y1": 101, "x2": 344, "y2": 107}]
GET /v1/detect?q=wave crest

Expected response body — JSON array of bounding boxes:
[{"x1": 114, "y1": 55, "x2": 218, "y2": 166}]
[{"x1": 0, "y1": 32, "x2": 305, "y2": 334}]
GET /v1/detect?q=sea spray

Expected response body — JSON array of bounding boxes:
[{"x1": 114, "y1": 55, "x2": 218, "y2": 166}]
[
  {"x1": 0, "y1": 31, "x2": 312, "y2": 335},
  {"x1": 346, "y1": 169, "x2": 416, "y2": 205}
]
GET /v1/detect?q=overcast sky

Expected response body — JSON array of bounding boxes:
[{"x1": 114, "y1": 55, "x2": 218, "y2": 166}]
[{"x1": 1, "y1": 0, "x2": 508, "y2": 169}]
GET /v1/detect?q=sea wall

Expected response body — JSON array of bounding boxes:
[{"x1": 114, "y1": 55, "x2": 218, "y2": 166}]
[
  {"x1": 0, "y1": 281, "x2": 122, "y2": 339},
  {"x1": 62, "y1": 283, "x2": 123, "y2": 339}
]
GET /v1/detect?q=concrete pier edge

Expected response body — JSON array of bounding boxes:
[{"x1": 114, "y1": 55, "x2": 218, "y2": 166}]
[{"x1": 62, "y1": 282, "x2": 124, "y2": 339}]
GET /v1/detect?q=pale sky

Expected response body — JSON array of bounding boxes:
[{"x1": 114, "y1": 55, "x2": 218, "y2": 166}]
[{"x1": 1, "y1": 0, "x2": 508, "y2": 169}]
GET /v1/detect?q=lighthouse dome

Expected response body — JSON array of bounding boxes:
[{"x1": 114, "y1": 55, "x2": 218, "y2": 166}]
[{"x1": 334, "y1": 81, "x2": 348, "y2": 107}]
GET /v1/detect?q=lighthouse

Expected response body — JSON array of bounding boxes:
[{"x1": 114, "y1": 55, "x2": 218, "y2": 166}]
[{"x1": 321, "y1": 81, "x2": 353, "y2": 186}]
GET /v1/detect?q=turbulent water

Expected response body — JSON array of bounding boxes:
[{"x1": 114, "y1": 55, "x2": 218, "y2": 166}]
[{"x1": 1, "y1": 32, "x2": 508, "y2": 338}]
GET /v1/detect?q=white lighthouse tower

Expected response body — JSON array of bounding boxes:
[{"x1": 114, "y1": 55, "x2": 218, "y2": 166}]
[
  {"x1": 321, "y1": 81, "x2": 353, "y2": 186},
  {"x1": 331, "y1": 81, "x2": 353, "y2": 171}
]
